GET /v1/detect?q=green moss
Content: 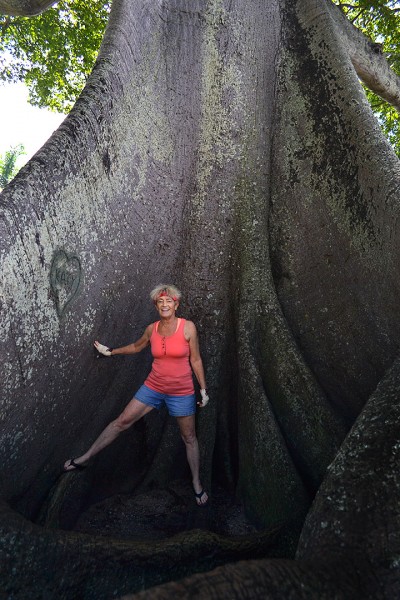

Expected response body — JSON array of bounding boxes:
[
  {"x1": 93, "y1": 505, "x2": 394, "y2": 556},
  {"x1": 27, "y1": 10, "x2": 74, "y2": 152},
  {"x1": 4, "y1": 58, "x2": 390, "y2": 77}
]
[{"x1": 191, "y1": 0, "x2": 244, "y2": 218}]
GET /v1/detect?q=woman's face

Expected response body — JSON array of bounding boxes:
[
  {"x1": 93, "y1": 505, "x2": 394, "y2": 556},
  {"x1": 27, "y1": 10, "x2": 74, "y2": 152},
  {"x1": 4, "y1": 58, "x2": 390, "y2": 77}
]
[{"x1": 155, "y1": 295, "x2": 178, "y2": 318}]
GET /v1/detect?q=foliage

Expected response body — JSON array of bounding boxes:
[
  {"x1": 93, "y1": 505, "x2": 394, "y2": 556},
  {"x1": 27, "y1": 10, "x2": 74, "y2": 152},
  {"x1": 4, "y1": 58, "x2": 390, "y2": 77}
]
[
  {"x1": 333, "y1": 0, "x2": 400, "y2": 156},
  {"x1": 0, "y1": 144, "x2": 26, "y2": 188},
  {"x1": 0, "y1": 0, "x2": 111, "y2": 113}
]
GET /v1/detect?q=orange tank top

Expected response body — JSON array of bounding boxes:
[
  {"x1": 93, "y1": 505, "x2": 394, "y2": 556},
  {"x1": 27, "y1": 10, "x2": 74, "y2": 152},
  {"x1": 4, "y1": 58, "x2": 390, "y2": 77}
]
[{"x1": 144, "y1": 318, "x2": 194, "y2": 396}]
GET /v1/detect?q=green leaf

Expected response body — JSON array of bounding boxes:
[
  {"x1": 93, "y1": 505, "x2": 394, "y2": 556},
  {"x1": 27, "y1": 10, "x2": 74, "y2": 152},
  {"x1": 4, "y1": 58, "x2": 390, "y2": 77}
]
[
  {"x1": 0, "y1": 0, "x2": 111, "y2": 113},
  {"x1": 0, "y1": 143, "x2": 26, "y2": 188}
]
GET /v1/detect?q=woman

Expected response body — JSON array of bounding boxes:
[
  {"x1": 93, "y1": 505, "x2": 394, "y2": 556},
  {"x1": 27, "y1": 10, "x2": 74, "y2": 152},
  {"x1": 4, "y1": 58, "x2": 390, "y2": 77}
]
[{"x1": 64, "y1": 284, "x2": 209, "y2": 506}]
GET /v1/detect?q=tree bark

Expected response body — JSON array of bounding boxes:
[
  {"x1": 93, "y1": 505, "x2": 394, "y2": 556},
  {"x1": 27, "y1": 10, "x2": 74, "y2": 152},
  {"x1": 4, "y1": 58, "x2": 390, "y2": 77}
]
[
  {"x1": 128, "y1": 353, "x2": 400, "y2": 599},
  {"x1": 0, "y1": 0, "x2": 57, "y2": 16},
  {"x1": 1, "y1": 0, "x2": 400, "y2": 597},
  {"x1": 327, "y1": 0, "x2": 400, "y2": 112}
]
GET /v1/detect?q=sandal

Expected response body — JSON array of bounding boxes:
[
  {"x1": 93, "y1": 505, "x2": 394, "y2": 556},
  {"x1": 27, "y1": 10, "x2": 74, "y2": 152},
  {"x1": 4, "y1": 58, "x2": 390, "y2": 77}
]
[{"x1": 194, "y1": 488, "x2": 208, "y2": 506}]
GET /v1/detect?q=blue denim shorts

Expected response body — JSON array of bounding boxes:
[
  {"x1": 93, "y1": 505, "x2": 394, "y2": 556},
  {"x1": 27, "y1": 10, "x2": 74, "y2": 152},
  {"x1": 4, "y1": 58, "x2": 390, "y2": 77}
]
[{"x1": 135, "y1": 384, "x2": 196, "y2": 417}]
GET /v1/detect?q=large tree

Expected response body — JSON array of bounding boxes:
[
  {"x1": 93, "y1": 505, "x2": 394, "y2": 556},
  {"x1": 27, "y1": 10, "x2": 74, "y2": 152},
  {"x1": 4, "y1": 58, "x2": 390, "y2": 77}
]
[{"x1": 0, "y1": 0, "x2": 399, "y2": 597}]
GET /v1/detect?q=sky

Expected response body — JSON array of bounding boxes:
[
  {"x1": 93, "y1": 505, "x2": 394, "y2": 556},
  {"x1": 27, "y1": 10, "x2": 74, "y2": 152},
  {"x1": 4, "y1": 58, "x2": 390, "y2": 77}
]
[{"x1": 0, "y1": 82, "x2": 65, "y2": 168}]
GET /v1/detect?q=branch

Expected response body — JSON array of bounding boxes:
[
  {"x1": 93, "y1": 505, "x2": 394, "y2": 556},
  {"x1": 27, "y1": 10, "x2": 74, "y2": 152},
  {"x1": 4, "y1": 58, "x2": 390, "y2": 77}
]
[
  {"x1": 328, "y1": 0, "x2": 400, "y2": 113},
  {"x1": 0, "y1": 0, "x2": 57, "y2": 17}
]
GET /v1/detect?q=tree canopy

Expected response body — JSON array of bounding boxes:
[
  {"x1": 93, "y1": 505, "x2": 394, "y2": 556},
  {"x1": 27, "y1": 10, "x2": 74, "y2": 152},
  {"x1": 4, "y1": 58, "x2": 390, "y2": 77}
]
[
  {"x1": 0, "y1": 0, "x2": 110, "y2": 112},
  {"x1": 0, "y1": 143, "x2": 25, "y2": 188}
]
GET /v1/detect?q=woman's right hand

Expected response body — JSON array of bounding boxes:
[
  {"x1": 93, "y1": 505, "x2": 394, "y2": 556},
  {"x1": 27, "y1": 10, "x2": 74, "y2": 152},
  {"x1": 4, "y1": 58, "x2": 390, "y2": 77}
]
[{"x1": 94, "y1": 340, "x2": 112, "y2": 356}]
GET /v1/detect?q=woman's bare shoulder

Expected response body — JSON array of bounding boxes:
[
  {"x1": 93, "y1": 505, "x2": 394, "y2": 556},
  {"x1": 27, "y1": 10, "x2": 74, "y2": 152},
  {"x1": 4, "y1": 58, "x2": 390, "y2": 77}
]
[
  {"x1": 144, "y1": 322, "x2": 155, "y2": 338},
  {"x1": 183, "y1": 319, "x2": 197, "y2": 339}
]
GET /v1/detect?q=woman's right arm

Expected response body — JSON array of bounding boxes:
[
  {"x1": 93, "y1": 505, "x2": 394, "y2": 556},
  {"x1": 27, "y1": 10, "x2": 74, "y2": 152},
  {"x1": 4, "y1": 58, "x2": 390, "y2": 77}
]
[{"x1": 94, "y1": 324, "x2": 153, "y2": 356}]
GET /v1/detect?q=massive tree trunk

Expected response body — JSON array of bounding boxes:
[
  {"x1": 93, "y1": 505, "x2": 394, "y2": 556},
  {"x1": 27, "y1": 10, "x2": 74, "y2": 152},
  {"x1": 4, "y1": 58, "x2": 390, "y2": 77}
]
[{"x1": 1, "y1": 0, "x2": 399, "y2": 597}]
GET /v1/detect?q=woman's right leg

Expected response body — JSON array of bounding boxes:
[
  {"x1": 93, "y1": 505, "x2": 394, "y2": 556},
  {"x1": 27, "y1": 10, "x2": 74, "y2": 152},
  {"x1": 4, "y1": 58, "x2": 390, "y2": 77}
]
[{"x1": 64, "y1": 397, "x2": 153, "y2": 470}]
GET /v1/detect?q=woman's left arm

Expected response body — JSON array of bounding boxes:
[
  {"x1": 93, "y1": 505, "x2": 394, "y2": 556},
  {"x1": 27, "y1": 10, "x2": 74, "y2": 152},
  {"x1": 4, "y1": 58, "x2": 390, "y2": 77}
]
[{"x1": 186, "y1": 321, "x2": 207, "y2": 391}]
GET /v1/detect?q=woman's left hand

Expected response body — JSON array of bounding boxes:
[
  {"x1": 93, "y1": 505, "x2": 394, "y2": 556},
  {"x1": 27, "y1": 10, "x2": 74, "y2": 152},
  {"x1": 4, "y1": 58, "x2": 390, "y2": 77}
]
[{"x1": 197, "y1": 388, "x2": 209, "y2": 407}]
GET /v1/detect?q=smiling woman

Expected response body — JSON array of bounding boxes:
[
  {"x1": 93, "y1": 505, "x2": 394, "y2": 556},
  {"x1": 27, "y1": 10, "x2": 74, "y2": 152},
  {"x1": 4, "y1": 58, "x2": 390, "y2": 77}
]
[{"x1": 64, "y1": 283, "x2": 210, "y2": 506}]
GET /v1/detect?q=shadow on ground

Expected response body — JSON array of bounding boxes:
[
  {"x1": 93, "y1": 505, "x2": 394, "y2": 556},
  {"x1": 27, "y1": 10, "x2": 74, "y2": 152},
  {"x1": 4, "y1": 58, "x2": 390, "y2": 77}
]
[{"x1": 73, "y1": 480, "x2": 259, "y2": 541}]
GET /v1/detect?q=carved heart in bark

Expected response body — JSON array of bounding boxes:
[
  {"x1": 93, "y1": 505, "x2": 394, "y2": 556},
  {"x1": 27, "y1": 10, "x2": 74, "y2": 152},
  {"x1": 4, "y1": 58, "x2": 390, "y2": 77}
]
[{"x1": 50, "y1": 250, "x2": 82, "y2": 318}]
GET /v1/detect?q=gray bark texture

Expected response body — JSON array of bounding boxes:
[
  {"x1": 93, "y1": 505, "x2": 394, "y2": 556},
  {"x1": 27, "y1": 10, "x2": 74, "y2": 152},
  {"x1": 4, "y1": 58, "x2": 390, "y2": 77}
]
[
  {"x1": 327, "y1": 1, "x2": 400, "y2": 112},
  {"x1": 0, "y1": 0, "x2": 399, "y2": 597},
  {"x1": 0, "y1": 0, "x2": 56, "y2": 16}
]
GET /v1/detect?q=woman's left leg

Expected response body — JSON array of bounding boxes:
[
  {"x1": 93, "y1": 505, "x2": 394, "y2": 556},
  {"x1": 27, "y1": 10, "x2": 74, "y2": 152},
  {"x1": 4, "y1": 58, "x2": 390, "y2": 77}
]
[{"x1": 176, "y1": 415, "x2": 208, "y2": 505}]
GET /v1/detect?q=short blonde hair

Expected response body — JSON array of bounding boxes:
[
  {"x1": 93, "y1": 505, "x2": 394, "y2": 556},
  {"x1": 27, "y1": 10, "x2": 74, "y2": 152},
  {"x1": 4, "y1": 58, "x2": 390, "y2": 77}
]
[{"x1": 150, "y1": 283, "x2": 182, "y2": 303}]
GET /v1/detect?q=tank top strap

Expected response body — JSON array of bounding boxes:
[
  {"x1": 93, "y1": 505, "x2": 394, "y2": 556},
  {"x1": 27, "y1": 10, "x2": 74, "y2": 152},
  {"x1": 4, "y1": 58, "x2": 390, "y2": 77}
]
[{"x1": 153, "y1": 319, "x2": 184, "y2": 336}]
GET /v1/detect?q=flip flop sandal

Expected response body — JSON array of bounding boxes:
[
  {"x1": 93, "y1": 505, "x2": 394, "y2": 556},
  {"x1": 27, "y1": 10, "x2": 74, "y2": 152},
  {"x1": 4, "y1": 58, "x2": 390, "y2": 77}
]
[{"x1": 194, "y1": 489, "x2": 208, "y2": 506}]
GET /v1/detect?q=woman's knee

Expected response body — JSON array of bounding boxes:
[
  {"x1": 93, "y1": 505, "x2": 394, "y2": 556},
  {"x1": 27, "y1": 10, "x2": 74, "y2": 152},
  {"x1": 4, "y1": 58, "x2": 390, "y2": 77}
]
[
  {"x1": 115, "y1": 398, "x2": 149, "y2": 431},
  {"x1": 181, "y1": 429, "x2": 197, "y2": 446},
  {"x1": 114, "y1": 412, "x2": 135, "y2": 431}
]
